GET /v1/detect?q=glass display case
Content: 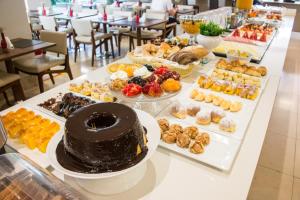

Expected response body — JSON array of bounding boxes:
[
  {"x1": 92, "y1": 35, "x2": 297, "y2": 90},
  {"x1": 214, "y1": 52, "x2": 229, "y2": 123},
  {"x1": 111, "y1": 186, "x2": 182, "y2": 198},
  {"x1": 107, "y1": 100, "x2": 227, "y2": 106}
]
[{"x1": 0, "y1": 153, "x2": 86, "y2": 200}]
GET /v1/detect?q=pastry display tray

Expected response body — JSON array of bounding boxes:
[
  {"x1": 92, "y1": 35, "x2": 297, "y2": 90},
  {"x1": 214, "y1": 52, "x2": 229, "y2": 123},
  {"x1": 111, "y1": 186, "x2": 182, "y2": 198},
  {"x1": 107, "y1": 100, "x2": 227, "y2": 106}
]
[
  {"x1": 156, "y1": 117, "x2": 241, "y2": 171},
  {"x1": 0, "y1": 105, "x2": 64, "y2": 169},
  {"x1": 213, "y1": 34, "x2": 276, "y2": 64}
]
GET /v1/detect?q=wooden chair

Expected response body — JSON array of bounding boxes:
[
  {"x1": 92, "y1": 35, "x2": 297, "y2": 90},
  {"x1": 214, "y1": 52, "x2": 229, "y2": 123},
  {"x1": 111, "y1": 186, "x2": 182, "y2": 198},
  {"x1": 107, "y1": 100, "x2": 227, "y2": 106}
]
[
  {"x1": 146, "y1": 9, "x2": 177, "y2": 38},
  {"x1": 0, "y1": 71, "x2": 25, "y2": 105},
  {"x1": 110, "y1": 10, "x2": 132, "y2": 56},
  {"x1": 124, "y1": 11, "x2": 166, "y2": 50},
  {"x1": 71, "y1": 19, "x2": 114, "y2": 66},
  {"x1": 39, "y1": 16, "x2": 73, "y2": 48},
  {"x1": 13, "y1": 31, "x2": 73, "y2": 93}
]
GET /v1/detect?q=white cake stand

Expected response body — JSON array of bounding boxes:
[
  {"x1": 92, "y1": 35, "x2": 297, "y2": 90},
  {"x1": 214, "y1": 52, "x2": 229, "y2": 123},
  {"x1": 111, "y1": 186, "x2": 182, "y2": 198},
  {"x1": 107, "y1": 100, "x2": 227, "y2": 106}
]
[{"x1": 47, "y1": 109, "x2": 160, "y2": 195}]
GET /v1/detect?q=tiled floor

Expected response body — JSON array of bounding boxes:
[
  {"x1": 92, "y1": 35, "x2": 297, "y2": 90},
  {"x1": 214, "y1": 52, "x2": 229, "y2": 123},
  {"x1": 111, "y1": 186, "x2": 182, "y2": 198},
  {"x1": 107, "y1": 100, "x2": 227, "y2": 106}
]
[
  {"x1": 247, "y1": 32, "x2": 300, "y2": 200},
  {"x1": 1, "y1": 30, "x2": 300, "y2": 199}
]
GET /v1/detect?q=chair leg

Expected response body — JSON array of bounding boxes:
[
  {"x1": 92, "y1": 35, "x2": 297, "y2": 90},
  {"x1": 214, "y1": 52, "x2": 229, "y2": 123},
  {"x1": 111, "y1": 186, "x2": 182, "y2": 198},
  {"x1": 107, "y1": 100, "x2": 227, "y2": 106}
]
[
  {"x1": 118, "y1": 34, "x2": 122, "y2": 56},
  {"x1": 65, "y1": 54, "x2": 73, "y2": 80},
  {"x1": 3, "y1": 92, "x2": 10, "y2": 106},
  {"x1": 74, "y1": 43, "x2": 78, "y2": 63},
  {"x1": 49, "y1": 71, "x2": 55, "y2": 85},
  {"x1": 84, "y1": 44, "x2": 86, "y2": 51},
  {"x1": 129, "y1": 37, "x2": 132, "y2": 52},
  {"x1": 37, "y1": 74, "x2": 45, "y2": 93},
  {"x1": 114, "y1": 35, "x2": 118, "y2": 46},
  {"x1": 91, "y1": 44, "x2": 95, "y2": 66},
  {"x1": 110, "y1": 38, "x2": 115, "y2": 58},
  {"x1": 12, "y1": 80, "x2": 25, "y2": 101}
]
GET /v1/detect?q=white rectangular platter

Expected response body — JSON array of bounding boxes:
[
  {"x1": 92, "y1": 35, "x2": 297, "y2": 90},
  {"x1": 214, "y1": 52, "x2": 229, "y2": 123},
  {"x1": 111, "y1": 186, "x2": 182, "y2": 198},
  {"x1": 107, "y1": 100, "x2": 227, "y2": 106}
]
[
  {"x1": 157, "y1": 117, "x2": 241, "y2": 171},
  {"x1": 0, "y1": 105, "x2": 64, "y2": 169}
]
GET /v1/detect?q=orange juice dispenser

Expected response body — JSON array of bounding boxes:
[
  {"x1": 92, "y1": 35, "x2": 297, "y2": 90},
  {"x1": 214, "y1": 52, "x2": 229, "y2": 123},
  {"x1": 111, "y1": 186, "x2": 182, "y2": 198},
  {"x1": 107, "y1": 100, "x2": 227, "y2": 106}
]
[{"x1": 236, "y1": 0, "x2": 254, "y2": 10}]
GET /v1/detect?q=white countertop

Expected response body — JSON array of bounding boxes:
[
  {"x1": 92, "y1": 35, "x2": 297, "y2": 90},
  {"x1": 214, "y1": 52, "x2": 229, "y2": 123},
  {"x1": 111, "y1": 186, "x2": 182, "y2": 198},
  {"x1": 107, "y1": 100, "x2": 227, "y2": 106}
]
[{"x1": 1, "y1": 10, "x2": 296, "y2": 200}]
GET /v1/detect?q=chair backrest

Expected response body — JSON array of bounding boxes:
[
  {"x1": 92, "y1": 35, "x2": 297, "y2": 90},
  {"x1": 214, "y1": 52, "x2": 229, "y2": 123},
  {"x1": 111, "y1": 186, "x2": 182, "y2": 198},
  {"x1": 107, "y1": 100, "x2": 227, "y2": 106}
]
[
  {"x1": 177, "y1": 5, "x2": 194, "y2": 10},
  {"x1": 39, "y1": 16, "x2": 57, "y2": 31},
  {"x1": 113, "y1": 10, "x2": 132, "y2": 17},
  {"x1": 106, "y1": 5, "x2": 121, "y2": 15},
  {"x1": 145, "y1": 10, "x2": 168, "y2": 20},
  {"x1": 40, "y1": 31, "x2": 67, "y2": 55},
  {"x1": 71, "y1": 19, "x2": 92, "y2": 36}
]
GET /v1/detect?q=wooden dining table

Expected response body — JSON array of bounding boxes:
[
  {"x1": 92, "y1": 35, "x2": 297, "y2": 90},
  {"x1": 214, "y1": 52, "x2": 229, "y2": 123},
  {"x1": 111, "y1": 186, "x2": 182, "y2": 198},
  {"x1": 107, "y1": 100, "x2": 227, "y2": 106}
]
[
  {"x1": 55, "y1": 12, "x2": 98, "y2": 21},
  {"x1": 91, "y1": 16, "x2": 128, "y2": 53},
  {"x1": 0, "y1": 39, "x2": 55, "y2": 73},
  {"x1": 108, "y1": 18, "x2": 167, "y2": 46}
]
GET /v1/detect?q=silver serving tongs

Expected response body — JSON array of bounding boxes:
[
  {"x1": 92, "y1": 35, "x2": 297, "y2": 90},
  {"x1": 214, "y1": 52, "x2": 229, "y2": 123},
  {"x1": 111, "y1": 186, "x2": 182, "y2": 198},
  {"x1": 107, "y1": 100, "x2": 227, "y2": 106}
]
[{"x1": 0, "y1": 118, "x2": 8, "y2": 149}]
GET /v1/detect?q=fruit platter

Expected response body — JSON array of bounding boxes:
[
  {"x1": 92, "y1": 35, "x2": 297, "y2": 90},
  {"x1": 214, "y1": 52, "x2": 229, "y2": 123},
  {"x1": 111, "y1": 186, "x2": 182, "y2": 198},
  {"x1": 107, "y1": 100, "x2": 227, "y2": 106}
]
[
  {"x1": 127, "y1": 43, "x2": 209, "y2": 77},
  {"x1": 108, "y1": 65, "x2": 182, "y2": 102},
  {"x1": 224, "y1": 23, "x2": 276, "y2": 46}
]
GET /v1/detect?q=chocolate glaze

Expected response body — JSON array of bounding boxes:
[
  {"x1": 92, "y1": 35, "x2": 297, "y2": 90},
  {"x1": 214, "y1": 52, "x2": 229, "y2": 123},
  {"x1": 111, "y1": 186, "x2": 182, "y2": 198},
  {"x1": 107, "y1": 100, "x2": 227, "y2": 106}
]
[{"x1": 56, "y1": 103, "x2": 148, "y2": 173}]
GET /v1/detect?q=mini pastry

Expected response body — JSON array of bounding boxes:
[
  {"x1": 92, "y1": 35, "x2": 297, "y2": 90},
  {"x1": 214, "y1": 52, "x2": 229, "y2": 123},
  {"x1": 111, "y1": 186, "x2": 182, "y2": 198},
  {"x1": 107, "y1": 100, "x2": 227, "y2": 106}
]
[
  {"x1": 190, "y1": 141, "x2": 204, "y2": 154},
  {"x1": 257, "y1": 66, "x2": 267, "y2": 76},
  {"x1": 190, "y1": 89, "x2": 199, "y2": 99},
  {"x1": 183, "y1": 126, "x2": 199, "y2": 139},
  {"x1": 171, "y1": 102, "x2": 187, "y2": 119},
  {"x1": 230, "y1": 102, "x2": 243, "y2": 112},
  {"x1": 211, "y1": 81, "x2": 223, "y2": 92},
  {"x1": 212, "y1": 96, "x2": 223, "y2": 106},
  {"x1": 109, "y1": 78, "x2": 127, "y2": 91},
  {"x1": 161, "y1": 78, "x2": 181, "y2": 93},
  {"x1": 186, "y1": 103, "x2": 200, "y2": 116},
  {"x1": 211, "y1": 109, "x2": 226, "y2": 123},
  {"x1": 220, "y1": 100, "x2": 231, "y2": 110},
  {"x1": 205, "y1": 94, "x2": 214, "y2": 103},
  {"x1": 223, "y1": 83, "x2": 236, "y2": 95},
  {"x1": 169, "y1": 124, "x2": 183, "y2": 135},
  {"x1": 196, "y1": 110, "x2": 211, "y2": 125},
  {"x1": 203, "y1": 78, "x2": 213, "y2": 89},
  {"x1": 162, "y1": 130, "x2": 177, "y2": 143},
  {"x1": 194, "y1": 92, "x2": 206, "y2": 101},
  {"x1": 195, "y1": 132, "x2": 210, "y2": 146},
  {"x1": 219, "y1": 117, "x2": 236, "y2": 133},
  {"x1": 176, "y1": 133, "x2": 191, "y2": 148},
  {"x1": 245, "y1": 67, "x2": 261, "y2": 77},
  {"x1": 69, "y1": 83, "x2": 82, "y2": 93},
  {"x1": 157, "y1": 118, "x2": 169, "y2": 132}
]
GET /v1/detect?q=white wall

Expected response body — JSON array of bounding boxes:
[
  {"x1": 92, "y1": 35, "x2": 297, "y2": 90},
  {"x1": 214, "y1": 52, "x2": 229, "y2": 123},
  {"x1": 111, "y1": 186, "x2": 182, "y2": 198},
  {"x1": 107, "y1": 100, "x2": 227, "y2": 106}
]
[{"x1": 0, "y1": 0, "x2": 31, "y2": 39}]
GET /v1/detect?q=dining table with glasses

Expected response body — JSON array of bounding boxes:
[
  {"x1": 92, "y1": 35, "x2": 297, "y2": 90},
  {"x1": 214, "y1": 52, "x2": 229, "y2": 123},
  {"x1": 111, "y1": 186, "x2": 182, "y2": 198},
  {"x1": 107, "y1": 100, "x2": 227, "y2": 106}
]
[
  {"x1": 91, "y1": 16, "x2": 128, "y2": 54},
  {"x1": 108, "y1": 18, "x2": 167, "y2": 46},
  {"x1": 55, "y1": 12, "x2": 98, "y2": 21},
  {"x1": 0, "y1": 39, "x2": 55, "y2": 73}
]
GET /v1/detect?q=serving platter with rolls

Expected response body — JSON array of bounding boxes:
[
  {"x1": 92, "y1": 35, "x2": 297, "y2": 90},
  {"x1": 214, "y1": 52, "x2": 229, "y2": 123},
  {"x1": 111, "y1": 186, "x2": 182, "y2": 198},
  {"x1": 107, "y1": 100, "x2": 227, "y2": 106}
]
[{"x1": 126, "y1": 42, "x2": 209, "y2": 77}]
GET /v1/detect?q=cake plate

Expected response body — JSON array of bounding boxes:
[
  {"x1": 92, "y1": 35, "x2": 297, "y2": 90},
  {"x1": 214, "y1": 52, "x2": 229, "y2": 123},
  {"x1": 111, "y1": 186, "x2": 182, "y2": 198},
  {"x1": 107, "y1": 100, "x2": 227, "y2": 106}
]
[{"x1": 47, "y1": 109, "x2": 160, "y2": 195}]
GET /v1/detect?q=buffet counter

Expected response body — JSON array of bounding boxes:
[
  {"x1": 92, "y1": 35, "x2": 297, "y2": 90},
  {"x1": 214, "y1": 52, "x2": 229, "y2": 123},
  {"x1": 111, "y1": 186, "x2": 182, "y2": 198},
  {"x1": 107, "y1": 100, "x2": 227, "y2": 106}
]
[
  {"x1": 263, "y1": 0, "x2": 300, "y2": 31},
  {"x1": 0, "y1": 9, "x2": 296, "y2": 200}
]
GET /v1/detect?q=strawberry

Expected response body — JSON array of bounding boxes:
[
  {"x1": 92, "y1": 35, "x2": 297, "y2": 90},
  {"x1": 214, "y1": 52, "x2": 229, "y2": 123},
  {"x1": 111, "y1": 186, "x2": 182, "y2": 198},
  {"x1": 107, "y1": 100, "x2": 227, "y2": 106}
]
[{"x1": 122, "y1": 83, "x2": 142, "y2": 97}]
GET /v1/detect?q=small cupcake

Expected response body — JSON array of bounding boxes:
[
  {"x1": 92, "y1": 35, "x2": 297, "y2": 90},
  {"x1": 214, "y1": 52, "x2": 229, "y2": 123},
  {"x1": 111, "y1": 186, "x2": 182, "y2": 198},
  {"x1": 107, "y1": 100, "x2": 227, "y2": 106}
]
[
  {"x1": 220, "y1": 99, "x2": 231, "y2": 110},
  {"x1": 230, "y1": 102, "x2": 243, "y2": 112},
  {"x1": 219, "y1": 117, "x2": 236, "y2": 133},
  {"x1": 212, "y1": 96, "x2": 223, "y2": 106},
  {"x1": 196, "y1": 110, "x2": 211, "y2": 125},
  {"x1": 183, "y1": 126, "x2": 199, "y2": 139},
  {"x1": 186, "y1": 103, "x2": 201, "y2": 116},
  {"x1": 211, "y1": 109, "x2": 226, "y2": 123},
  {"x1": 190, "y1": 89, "x2": 199, "y2": 99},
  {"x1": 194, "y1": 92, "x2": 206, "y2": 102},
  {"x1": 170, "y1": 101, "x2": 187, "y2": 119},
  {"x1": 205, "y1": 94, "x2": 214, "y2": 103}
]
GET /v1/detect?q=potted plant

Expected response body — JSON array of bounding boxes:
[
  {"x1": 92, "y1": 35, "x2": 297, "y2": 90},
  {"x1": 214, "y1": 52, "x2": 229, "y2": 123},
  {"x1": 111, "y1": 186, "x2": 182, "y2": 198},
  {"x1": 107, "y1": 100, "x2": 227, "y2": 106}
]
[{"x1": 197, "y1": 22, "x2": 224, "y2": 51}]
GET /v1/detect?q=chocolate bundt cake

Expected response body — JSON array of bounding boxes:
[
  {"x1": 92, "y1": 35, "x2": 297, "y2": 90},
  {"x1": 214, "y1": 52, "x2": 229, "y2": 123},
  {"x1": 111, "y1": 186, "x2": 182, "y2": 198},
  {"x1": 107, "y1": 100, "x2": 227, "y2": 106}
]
[{"x1": 56, "y1": 103, "x2": 148, "y2": 173}]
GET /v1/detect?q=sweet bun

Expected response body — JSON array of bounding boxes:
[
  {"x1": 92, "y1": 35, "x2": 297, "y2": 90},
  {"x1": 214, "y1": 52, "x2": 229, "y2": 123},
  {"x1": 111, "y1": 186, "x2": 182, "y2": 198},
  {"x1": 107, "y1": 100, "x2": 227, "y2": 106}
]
[{"x1": 181, "y1": 46, "x2": 209, "y2": 59}]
